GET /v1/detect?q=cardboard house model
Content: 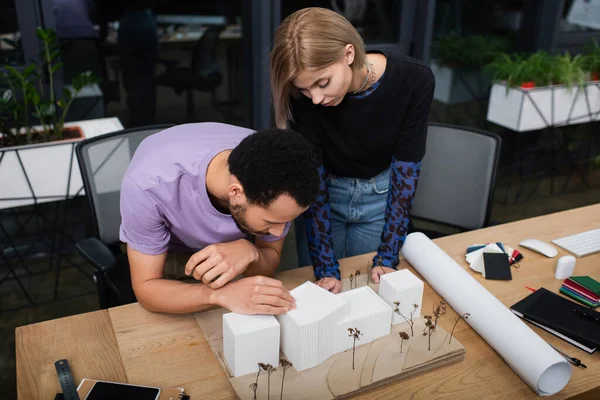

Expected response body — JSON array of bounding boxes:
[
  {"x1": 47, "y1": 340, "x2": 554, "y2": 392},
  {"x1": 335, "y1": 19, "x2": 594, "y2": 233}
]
[
  {"x1": 379, "y1": 269, "x2": 424, "y2": 325},
  {"x1": 223, "y1": 270, "x2": 424, "y2": 376},
  {"x1": 223, "y1": 313, "x2": 280, "y2": 377}
]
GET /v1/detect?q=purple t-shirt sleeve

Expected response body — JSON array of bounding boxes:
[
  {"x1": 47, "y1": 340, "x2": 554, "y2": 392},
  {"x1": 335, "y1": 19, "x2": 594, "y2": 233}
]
[
  {"x1": 259, "y1": 221, "x2": 291, "y2": 242},
  {"x1": 119, "y1": 177, "x2": 171, "y2": 255}
]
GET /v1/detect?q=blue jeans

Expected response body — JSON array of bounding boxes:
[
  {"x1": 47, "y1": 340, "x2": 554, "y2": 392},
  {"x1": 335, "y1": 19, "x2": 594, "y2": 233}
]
[{"x1": 296, "y1": 168, "x2": 390, "y2": 267}]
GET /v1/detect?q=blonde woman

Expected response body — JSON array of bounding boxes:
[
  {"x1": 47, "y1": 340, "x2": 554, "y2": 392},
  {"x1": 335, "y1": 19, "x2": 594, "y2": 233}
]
[{"x1": 270, "y1": 7, "x2": 434, "y2": 293}]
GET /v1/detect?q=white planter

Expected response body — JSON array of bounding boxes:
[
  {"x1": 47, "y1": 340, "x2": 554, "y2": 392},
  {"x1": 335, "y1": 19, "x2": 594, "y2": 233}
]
[
  {"x1": 487, "y1": 82, "x2": 600, "y2": 132},
  {"x1": 0, "y1": 117, "x2": 124, "y2": 209},
  {"x1": 431, "y1": 61, "x2": 491, "y2": 104}
]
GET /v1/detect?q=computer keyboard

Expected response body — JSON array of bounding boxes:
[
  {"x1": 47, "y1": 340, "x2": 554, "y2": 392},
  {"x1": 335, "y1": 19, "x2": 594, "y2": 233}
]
[{"x1": 552, "y1": 228, "x2": 600, "y2": 258}]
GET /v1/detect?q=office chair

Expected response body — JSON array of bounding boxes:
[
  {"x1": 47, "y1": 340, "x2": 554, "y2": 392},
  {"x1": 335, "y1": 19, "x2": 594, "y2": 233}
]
[
  {"x1": 409, "y1": 123, "x2": 502, "y2": 237},
  {"x1": 155, "y1": 25, "x2": 225, "y2": 121},
  {"x1": 75, "y1": 124, "x2": 174, "y2": 309}
]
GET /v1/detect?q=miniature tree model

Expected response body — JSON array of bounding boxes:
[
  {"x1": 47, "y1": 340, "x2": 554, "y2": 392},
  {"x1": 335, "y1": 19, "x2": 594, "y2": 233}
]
[
  {"x1": 432, "y1": 301, "x2": 447, "y2": 332},
  {"x1": 349, "y1": 274, "x2": 355, "y2": 290},
  {"x1": 366, "y1": 261, "x2": 371, "y2": 286},
  {"x1": 266, "y1": 363, "x2": 276, "y2": 399},
  {"x1": 399, "y1": 332, "x2": 410, "y2": 354},
  {"x1": 449, "y1": 313, "x2": 470, "y2": 344},
  {"x1": 423, "y1": 315, "x2": 435, "y2": 350},
  {"x1": 348, "y1": 327, "x2": 363, "y2": 370},
  {"x1": 393, "y1": 301, "x2": 419, "y2": 337},
  {"x1": 249, "y1": 383, "x2": 258, "y2": 400},
  {"x1": 251, "y1": 363, "x2": 268, "y2": 400},
  {"x1": 280, "y1": 359, "x2": 292, "y2": 400},
  {"x1": 354, "y1": 270, "x2": 361, "y2": 287}
]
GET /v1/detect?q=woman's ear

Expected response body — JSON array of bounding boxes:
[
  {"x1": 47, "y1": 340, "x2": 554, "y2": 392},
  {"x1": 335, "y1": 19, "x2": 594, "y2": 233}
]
[{"x1": 345, "y1": 44, "x2": 355, "y2": 65}]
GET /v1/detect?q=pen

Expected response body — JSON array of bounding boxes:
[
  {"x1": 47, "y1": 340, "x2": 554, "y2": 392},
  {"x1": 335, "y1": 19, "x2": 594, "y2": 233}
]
[
  {"x1": 549, "y1": 344, "x2": 587, "y2": 369},
  {"x1": 573, "y1": 309, "x2": 600, "y2": 325}
]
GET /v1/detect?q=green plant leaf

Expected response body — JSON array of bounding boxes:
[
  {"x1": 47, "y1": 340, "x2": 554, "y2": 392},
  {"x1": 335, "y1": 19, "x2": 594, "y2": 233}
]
[
  {"x1": 51, "y1": 62, "x2": 64, "y2": 74},
  {"x1": 23, "y1": 64, "x2": 36, "y2": 77},
  {"x1": 38, "y1": 102, "x2": 55, "y2": 117},
  {"x1": 30, "y1": 91, "x2": 41, "y2": 106},
  {"x1": 4, "y1": 64, "x2": 23, "y2": 80},
  {"x1": 62, "y1": 87, "x2": 73, "y2": 101}
]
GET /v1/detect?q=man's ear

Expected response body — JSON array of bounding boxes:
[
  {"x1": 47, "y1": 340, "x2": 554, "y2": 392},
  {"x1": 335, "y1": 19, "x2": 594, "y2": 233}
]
[
  {"x1": 345, "y1": 44, "x2": 355, "y2": 65},
  {"x1": 228, "y1": 183, "x2": 244, "y2": 200},
  {"x1": 228, "y1": 175, "x2": 246, "y2": 203}
]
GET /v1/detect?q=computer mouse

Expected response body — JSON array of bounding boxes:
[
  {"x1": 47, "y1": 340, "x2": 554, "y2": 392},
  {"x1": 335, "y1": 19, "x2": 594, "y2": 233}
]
[{"x1": 519, "y1": 239, "x2": 558, "y2": 258}]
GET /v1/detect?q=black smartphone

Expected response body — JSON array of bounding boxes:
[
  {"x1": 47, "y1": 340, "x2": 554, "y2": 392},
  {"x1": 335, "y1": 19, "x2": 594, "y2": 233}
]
[{"x1": 84, "y1": 381, "x2": 161, "y2": 400}]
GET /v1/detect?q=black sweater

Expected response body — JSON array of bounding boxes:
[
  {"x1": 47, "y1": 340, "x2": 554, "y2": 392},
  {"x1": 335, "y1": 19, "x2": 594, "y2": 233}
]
[{"x1": 290, "y1": 48, "x2": 435, "y2": 179}]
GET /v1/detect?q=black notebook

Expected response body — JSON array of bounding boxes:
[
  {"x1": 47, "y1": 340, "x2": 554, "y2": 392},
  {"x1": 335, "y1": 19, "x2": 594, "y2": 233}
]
[{"x1": 510, "y1": 288, "x2": 600, "y2": 353}]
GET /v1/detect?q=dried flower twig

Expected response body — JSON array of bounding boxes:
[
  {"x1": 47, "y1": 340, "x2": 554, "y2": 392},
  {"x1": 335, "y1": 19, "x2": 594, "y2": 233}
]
[
  {"x1": 266, "y1": 363, "x2": 276, "y2": 399},
  {"x1": 423, "y1": 315, "x2": 434, "y2": 350},
  {"x1": 449, "y1": 312, "x2": 470, "y2": 344},
  {"x1": 393, "y1": 301, "x2": 419, "y2": 337},
  {"x1": 348, "y1": 327, "x2": 363, "y2": 370},
  {"x1": 432, "y1": 301, "x2": 447, "y2": 332},
  {"x1": 399, "y1": 332, "x2": 410, "y2": 354},
  {"x1": 280, "y1": 359, "x2": 292, "y2": 400},
  {"x1": 252, "y1": 363, "x2": 268, "y2": 400}
]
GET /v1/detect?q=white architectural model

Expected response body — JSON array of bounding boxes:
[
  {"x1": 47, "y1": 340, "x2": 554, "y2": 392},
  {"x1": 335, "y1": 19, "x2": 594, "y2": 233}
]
[
  {"x1": 379, "y1": 269, "x2": 424, "y2": 325},
  {"x1": 222, "y1": 270, "x2": 423, "y2": 376},
  {"x1": 334, "y1": 286, "x2": 393, "y2": 353},
  {"x1": 276, "y1": 281, "x2": 348, "y2": 371},
  {"x1": 223, "y1": 313, "x2": 280, "y2": 377}
]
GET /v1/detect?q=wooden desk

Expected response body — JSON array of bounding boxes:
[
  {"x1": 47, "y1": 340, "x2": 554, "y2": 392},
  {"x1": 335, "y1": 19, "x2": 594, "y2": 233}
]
[{"x1": 16, "y1": 204, "x2": 600, "y2": 399}]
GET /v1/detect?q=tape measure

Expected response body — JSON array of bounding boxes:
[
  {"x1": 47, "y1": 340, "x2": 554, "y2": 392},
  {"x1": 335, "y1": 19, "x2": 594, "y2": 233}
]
[{"x1": 55, "y1": 359, "x2": 80, "y2": 400}]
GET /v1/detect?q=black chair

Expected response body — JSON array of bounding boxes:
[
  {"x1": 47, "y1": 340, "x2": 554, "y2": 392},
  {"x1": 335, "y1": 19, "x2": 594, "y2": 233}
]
[
  {"x1": 155, "y1": 25, "x2": 224, "y2": 121},
  {"x1": 409, "y1": 123, "x2": 502, "y2": 238},
  {"x1": 75, "y1": 124, "x2": 174, "y2": 308}
]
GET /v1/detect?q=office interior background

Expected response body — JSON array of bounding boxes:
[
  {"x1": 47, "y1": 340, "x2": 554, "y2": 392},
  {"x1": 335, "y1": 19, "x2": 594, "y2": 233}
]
[{"x1": 1, "y1": 0, "x2": 599, "y2": 397}]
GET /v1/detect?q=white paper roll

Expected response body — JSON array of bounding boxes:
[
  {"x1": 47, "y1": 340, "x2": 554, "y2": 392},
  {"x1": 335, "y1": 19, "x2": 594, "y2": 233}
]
[{"x1": 402, "y1": 233, "x2": 572, "y2": 396}]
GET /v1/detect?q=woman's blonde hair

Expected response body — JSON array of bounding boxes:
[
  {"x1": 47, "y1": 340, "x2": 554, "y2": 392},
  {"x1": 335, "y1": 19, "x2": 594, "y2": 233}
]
[{"x1": 270, "y1": 7, "x2": 367, "y2": 129}]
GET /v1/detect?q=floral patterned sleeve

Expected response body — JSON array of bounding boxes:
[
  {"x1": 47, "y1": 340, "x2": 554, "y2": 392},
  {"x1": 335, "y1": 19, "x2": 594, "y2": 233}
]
[
  {"x1": 304, "y1": 165, "x2": 341, "y2": 280},
  {"x1": 373, "y1": 158, "x2": 421, "y2": 269}
]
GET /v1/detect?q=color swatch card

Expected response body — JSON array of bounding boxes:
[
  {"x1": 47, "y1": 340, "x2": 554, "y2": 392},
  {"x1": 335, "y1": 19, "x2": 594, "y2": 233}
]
[{"x1": 465, "y1": 242, "x2": 522, "y2": 280}]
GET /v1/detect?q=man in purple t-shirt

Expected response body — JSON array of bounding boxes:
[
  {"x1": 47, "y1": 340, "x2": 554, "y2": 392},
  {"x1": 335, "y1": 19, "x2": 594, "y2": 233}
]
[{"x1": 120, "y1": 123, "x2": 319, "y2": 315}]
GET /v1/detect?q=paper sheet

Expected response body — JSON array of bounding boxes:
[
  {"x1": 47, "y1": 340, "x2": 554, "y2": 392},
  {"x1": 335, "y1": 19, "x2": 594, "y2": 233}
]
[{"x1": 402, "y1": 233, "x2": 572, "y2": 396}]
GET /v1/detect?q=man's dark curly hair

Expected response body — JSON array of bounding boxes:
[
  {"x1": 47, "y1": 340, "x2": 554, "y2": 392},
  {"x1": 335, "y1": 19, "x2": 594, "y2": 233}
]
[{"x1": 228, "y1": 128, "x2": 319, "y2": 208}]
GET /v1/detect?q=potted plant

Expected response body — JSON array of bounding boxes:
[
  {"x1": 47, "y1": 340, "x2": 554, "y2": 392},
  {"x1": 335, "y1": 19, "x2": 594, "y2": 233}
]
[
  {"x1": 486, "y1": 50, "x2": 599, "y2": 131},
  {"x1": 0, "y1": 28, "x2": 96, "y2": 147},
  {"x1": 430, "y1": 33, "x2": 510, "y2": 104},
  {"x1": 582, "y1": 39, "x2": 600, "y2": 81},
  {"x1": 0, "y1": 28, "x2": 121, "y2": 210}
]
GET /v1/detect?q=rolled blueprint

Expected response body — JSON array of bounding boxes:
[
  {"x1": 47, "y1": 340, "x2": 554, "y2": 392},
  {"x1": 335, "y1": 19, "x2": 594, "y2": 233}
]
[{"x1": 402, "y1": 233, "x2": 572, "y2": 396}]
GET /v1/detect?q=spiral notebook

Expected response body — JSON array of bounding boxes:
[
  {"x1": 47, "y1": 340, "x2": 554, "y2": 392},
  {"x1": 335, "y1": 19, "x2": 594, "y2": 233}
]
[{"x1": 510, "y1": 288, "x2": 600, "y2": 354}]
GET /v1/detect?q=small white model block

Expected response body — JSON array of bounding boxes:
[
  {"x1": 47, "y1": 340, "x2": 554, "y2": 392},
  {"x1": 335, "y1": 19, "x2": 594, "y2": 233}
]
[
  {"x1": 276, "y1": 281, "x2": 349, "y2": 371},
  {"x1": 334, "y1": 286, "x2": 393, "y2": 353},
  {"x1": 223, "y1": 313, "x2": 280, "y2": 377},
  {"x1": 378, "y1": 269, "x2": 424, "y2": 325}
]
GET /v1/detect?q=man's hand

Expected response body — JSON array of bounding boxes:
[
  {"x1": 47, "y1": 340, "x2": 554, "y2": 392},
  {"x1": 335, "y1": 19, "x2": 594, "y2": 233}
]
[
  {"x1": 315, "y1": 277, "x2": 342, "y2": 293},
  {"x1": 185, "y1": 239, "x2": 258, "y2": 289},
  {"x1": 211, "y1": 276, "x2": 296, "y2": 315},
  {"x1": 371, "y1": 266, "x2": 396, "y2": 283}
]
